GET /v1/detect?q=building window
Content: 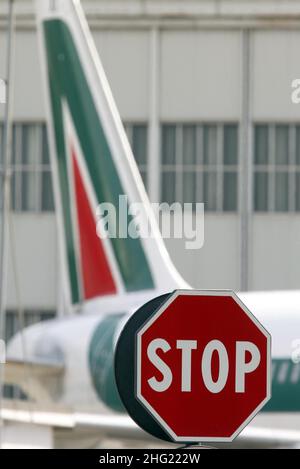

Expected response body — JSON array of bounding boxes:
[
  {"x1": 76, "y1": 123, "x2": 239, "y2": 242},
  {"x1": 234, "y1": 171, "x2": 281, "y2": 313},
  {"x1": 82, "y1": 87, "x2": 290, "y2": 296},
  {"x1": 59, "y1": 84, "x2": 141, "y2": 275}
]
[
  {"x1": 161, "y1": 123, "x2": 239, "y2": 211},
  {"x1": 0, "y1": 122, "x2": 54, "y2": 212},
  {"x1": 254, "y1": 124, "x2": 300, "y2": 212},
  {"x1": 124, "y1": 123, "x2": 148, "y2": 189}
]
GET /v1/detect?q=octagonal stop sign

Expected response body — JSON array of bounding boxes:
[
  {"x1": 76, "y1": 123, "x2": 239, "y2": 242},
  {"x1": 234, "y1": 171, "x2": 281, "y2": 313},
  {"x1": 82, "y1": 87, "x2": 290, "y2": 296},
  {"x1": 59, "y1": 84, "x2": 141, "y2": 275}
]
[{"x1": 115, "y1": 290, "x2": 271, "y2": 443}]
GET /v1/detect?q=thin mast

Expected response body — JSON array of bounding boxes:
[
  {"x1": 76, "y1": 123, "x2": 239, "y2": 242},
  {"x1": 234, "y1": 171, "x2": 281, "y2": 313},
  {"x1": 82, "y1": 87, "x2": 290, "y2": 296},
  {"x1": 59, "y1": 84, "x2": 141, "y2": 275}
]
[{"x1": 0, "y1": 0, "x2": 15, "y2": 444}]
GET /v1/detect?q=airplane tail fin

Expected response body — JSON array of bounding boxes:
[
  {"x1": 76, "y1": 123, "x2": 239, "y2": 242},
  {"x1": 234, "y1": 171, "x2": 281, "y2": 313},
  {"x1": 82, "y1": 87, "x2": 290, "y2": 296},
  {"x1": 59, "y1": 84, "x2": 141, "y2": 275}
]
[{"x1": 35, "y1": 0, "x2": 186, "y2": 308}]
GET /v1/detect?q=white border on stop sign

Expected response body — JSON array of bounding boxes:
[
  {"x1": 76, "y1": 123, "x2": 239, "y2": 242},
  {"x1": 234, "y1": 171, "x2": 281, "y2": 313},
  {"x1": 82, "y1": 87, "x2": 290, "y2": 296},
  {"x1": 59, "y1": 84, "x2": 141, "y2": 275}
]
[{"x1": 136, "y1": 289, "x2": 272, "y2": 443}]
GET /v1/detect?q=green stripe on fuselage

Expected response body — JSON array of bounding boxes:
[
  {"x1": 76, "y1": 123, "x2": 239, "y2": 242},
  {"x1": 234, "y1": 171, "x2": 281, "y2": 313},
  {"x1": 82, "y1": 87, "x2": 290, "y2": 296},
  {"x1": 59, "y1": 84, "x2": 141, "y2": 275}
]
[
  {"x1": 263, "y1": 358, "x2": 300, "y2": 412},
  {"x1": 89, "y1": 314, "x2": 125, "y2": 412},
  {"x1": 43, "y1": 19, "x2": 154, "y2": 302}
]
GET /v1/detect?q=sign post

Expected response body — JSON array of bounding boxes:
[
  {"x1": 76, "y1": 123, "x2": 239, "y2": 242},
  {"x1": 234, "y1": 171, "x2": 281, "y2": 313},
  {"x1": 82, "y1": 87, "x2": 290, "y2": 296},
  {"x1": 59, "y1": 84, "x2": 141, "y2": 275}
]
[{"x1": 115, "y1": 290, "x2": 271, "y2": 443}]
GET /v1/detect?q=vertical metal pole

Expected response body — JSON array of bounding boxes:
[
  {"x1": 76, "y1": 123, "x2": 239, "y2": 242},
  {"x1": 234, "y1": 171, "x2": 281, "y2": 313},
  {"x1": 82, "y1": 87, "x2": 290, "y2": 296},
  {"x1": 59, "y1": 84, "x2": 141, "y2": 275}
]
[
  {"x1": 0, "y1": 0, "x2": 15, "y2": 443},
  {"x1": 148, "y1": 27, "x2": 160, "y2": 203},
  {"x1": 239, "y1": 29, "x2": 253, "y2": 292}
]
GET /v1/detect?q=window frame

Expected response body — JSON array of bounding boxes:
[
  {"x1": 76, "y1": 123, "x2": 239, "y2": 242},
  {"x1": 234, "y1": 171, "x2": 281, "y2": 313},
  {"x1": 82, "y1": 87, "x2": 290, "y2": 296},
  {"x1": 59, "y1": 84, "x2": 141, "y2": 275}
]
[
  {"x1": 160, "y1": 122, "x2": 239, "y2": 213},
  {"x1": 0, "y1": 121, "x2": 54, "y2": 213},
  {"x1": 254, "y1": 123, "x2": 300, "y2": 213}
]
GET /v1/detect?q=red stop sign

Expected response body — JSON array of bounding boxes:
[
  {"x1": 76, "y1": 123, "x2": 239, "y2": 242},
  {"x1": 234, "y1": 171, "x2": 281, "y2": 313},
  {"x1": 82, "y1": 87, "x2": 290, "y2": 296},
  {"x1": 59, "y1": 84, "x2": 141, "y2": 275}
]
[{"x1": 136, "y1": 290, "x2": 271, "y2": 442}]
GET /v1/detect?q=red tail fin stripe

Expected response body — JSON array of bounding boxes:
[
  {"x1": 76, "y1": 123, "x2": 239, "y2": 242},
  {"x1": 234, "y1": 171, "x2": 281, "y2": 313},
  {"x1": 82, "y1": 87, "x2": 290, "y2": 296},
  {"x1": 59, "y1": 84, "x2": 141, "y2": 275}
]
[{"x1": 72, "y1": 146, "x2": 117, "y2": 299}]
